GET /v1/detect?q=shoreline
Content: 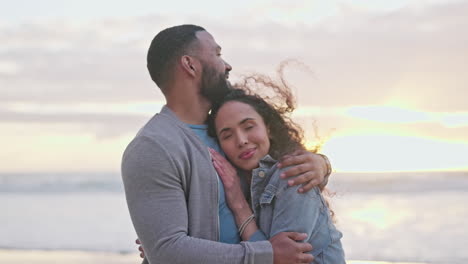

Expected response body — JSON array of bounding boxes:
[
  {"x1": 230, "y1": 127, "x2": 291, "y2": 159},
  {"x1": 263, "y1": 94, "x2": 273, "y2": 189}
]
[
  {"x1": 0, "y1": 249, "x2": 139, "y2": 264},
  {"x1": 0, "y1": 249, "x2": 432, "y2": 264}
]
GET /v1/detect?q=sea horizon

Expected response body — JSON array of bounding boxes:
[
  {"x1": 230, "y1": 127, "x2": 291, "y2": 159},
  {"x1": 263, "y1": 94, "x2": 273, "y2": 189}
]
[{"x1": 2, "y1": 170, "x2": 467, "y2": 263}]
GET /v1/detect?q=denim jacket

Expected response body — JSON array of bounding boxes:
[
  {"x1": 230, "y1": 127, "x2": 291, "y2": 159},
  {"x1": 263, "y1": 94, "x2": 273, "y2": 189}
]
[{"x1": 248, "y1": 155, "x2": 346, "y2": 264}]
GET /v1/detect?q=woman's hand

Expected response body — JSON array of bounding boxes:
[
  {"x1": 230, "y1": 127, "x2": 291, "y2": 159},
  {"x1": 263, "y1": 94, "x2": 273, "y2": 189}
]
[
  {"x1": 209, "y1": 148, "x2": 247, "y2": 211},
  {"x1": 209, "y1": 148, "x2": 258, "y2": 240}
]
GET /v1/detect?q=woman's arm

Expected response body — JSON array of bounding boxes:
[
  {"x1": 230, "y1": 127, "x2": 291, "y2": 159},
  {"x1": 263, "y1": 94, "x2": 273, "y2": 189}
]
[
  {"x1": 269, "y1": 175, "x2": 345, "y2": 263},
  {"x1": 269, "y1": 183, "x2": 322, "y2": 239},
  {"x1": 210, "y1": 148, "x2": 316, "y2": 263},
  {"x1": 209, "y1": 148, "x2": 260, "y2": 241}
]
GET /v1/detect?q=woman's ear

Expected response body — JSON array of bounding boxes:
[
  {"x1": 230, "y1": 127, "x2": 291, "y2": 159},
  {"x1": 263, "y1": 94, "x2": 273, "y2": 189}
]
[{"x1": 268, "y1": 127, "x2": 273, "y2": 140}]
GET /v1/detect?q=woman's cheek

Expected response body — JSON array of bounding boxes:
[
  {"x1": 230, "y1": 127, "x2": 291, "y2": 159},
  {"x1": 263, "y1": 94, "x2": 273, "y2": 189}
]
[{"x1": 221, "y1": 142, "x2": 235, "y2": 162}]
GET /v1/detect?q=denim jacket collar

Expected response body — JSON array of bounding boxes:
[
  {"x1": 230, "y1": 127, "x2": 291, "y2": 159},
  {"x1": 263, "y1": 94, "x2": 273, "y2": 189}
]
[
  {"x1": 250, "y1": 155, "x2": 278, "y2": 210},
  {"x1": 258, "y1": 155, "x2": 277, "y2": 168}
]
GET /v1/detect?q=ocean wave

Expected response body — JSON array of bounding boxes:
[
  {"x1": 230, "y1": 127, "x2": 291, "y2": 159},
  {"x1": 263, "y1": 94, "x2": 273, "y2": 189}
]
[
  {"x1": 0, "y1": 172, "x2": 124, "y2": 193},
  {"x1": 329, "y1": 171, "x2": 468, "y2": 193},
  {"x1": 1, "y1": 171, "x2": 467, "y2": 193}
]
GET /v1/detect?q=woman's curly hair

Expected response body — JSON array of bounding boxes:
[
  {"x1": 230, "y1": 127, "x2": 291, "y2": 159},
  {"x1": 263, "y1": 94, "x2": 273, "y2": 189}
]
[
  {"x1": 207, "y1": 62, "x2": 337, "y2": 222},
  {"x1": 207, "y1": 65, "x2": 307, "y2": 159}
]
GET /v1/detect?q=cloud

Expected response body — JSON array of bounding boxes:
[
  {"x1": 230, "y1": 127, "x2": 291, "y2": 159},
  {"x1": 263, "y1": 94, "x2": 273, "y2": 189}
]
[
  {"x1": 0, "y1": 16, "x2": 167, "y2": 103},
  {"x1": 0, "y1": 105, "x2": 153, "y2": 138},
  {"x1": 215, "y1": 1, "x2": 468, "y2": 112},
  {"x1": 344, "y1": 105, "x2": 468, "y2": 130},
  {"x1": 1, "y1": 1, "x2": 467, "y2": 111},
  {"x1": 346, "y1": 106, "x2": 432, "y2": 123},
  {"x1": 0, "y1": 60, "x2": 20, "y2": 75},
  {"x1": 1, "y1": 0, "x2": 468, "y2": 143}
]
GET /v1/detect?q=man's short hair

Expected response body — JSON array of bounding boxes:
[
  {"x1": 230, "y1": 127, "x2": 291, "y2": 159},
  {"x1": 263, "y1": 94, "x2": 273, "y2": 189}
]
[{"x1": 147, "y1": 24, "x2": 205, "y2": 90}]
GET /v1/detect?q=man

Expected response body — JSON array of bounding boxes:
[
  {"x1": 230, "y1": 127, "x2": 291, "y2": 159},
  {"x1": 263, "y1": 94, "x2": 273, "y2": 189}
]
[{"x1": 122, "y1": 24, "x2": 332, "y2": 264}]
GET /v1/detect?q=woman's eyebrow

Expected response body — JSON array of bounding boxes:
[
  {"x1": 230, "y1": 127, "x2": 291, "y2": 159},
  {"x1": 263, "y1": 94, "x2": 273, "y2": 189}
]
[
  {"x1": 239, "y1": 117, "x2": 255, "y2": 125},
  {"x1": 218, "y1": 127, "x2": 231, "y2": 134}
]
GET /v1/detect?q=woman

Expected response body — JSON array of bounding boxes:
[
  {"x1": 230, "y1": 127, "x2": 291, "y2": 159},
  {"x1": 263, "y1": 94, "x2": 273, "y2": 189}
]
[{"x1": 206, "y1": 75, "x2": 345, "y2": 263}]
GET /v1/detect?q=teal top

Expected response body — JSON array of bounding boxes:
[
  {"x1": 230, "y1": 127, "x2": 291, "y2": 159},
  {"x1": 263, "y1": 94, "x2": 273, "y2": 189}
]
[{"x1": 187, "y1": 123, "x2": 241, "y2": 244}]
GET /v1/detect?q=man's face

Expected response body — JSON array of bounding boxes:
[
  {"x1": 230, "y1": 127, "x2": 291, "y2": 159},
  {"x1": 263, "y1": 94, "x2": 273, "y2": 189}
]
[
  {"x1": 200, "y1": 60, "x2": 232, "y2": 103},
  {"x1": 195, "y1": 31, "x2": 232, "y2": 104}
]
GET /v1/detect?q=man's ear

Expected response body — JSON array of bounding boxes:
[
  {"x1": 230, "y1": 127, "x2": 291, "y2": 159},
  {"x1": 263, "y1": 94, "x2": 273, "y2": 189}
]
[{"x1": 181, "y1": 55, "x2": 197, "y2": 77}]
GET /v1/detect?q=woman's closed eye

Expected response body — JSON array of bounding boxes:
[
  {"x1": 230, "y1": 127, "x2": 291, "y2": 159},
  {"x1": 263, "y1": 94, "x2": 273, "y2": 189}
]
[
  {"x1": 244, "y1": 124, "x2": 255, "y2": 131},
  {"x1": 221, "y1": 133, "x2": 232, "y2": 140}
]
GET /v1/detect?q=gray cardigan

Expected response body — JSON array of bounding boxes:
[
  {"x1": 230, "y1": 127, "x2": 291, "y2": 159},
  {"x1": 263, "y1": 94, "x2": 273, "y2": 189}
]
[{"x1": 121, "y1": 106, "x2": 273, "y2": 264}]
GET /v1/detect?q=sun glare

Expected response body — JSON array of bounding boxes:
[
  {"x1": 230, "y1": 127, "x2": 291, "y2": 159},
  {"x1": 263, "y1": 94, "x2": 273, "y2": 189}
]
[
  {"x1": 320, "y1": 134, "x2": 468, "y2": 172},
  {"x1": 350, "y1": 200, "x2": 410, "y2": 230}
]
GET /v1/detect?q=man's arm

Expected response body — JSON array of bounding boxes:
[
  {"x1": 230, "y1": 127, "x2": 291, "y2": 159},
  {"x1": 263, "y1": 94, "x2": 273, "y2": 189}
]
[
  {"x1": 277, "y1": 149, "x2": 332, "y2": 193},
  {"x1": 122, "y1": 137, "x2": 272, "y2": 264}
]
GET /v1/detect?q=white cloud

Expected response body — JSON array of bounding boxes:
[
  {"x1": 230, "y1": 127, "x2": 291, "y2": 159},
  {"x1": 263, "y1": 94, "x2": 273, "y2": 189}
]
[
  {"x1": 0, "y1": 0, "x2": 467, "y2": 141},
  {"x1": 0, "y1": 60, "x2": 20, "y2": 75},
  {"x1": 3, "y1": 101, "x2": 164, "y2": 115},
  {"x1": 440, "y1": 112, "x2": 468, "y2": 128},
  {"x1": 1, "y1": 1, "x2": 467, "y2": 110},
  {"x1": 344, "y1": 105, "x2": 468, "y2": 128}
]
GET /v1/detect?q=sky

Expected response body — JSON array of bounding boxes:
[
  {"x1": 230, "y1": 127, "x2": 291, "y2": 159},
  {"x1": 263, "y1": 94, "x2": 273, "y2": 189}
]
[{"x1": 1, "y1": 0, "x2": 467, "y2": 173}]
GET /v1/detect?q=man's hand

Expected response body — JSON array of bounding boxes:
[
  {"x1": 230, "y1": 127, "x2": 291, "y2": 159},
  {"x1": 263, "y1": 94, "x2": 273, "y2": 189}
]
[
  {"x1": 136, "y1": 238, "x2": 145, "y2": 258},
  {"x1": 270, "y1": 232, "x2": 314, "y2": 264},
  {"x1": 278, "y1": 149, "x2": 330, "y2": 193}
]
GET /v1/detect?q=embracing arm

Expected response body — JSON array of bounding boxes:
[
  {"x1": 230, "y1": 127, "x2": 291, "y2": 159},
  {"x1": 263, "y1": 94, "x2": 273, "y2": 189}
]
[
  {"x1": 278, "y1": 149, "x2": 332, "y2": 193},
  {"x1": 122, "y1": 137, "x2": 272, "y2": 264}
]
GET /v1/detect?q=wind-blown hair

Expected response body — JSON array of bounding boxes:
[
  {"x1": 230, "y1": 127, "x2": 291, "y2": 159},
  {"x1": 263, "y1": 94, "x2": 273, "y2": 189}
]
[
  {"x1": 208, "y1": 63, "x2": 337, "y2": 222},
  {"x1": 208, "y1": 65, "x2": 306, "y2": 159}
]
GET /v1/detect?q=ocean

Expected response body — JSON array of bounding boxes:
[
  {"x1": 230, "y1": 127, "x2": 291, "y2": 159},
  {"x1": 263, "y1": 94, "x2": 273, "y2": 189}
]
[{"x1": 1, "y1": 171, "x2": 467, "y2": 263}]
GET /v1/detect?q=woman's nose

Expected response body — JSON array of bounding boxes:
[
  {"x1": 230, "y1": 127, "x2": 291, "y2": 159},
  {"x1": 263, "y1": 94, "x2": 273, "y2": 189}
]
[{"x1": 237, "y1": 134, "x2": 248, "y2": 147}]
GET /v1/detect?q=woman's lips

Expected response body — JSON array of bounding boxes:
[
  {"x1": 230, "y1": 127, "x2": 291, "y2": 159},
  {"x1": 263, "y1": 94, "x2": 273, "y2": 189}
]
[{"x1": 239, "y1": 148, "x2": 256, "y2": 160}]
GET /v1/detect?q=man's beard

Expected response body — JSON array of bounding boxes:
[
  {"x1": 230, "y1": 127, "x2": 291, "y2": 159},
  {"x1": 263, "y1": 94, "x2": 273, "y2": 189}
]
[{"x1": 200, "y1": 63, "x2": 231, "y2": 104}]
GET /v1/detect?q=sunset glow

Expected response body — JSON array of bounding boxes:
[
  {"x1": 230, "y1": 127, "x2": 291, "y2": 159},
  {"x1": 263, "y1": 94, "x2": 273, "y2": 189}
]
[
  {"x1": 320, "y1": 134, "x2": 468, "y2": 172},
  {"x1": 1, "y1": 0, "x2": 467, "y2": 173},
  {"x1": 2, "y1": 1, "x2": 468, "y2": 263}
]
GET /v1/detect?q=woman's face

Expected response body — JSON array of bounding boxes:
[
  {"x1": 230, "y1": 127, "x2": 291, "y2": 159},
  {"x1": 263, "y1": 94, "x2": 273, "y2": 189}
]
[{"x1": 215, "y1": 101, "x2": 270, "y2": 172}]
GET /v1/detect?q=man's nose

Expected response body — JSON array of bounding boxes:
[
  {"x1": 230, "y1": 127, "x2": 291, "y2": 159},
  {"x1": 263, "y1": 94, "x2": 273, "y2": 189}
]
[{"x1": 224, "y1": 60, "x2": 232, "y2": 72}]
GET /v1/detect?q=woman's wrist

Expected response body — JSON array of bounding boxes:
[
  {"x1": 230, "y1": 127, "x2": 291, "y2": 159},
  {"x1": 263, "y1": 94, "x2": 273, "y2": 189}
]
[
  {"x1": 227, "y1": 192, "x2": 251, "y2": 213},
  {"x1": 237, "y1": 212, "x2": 258, "y2": 241},
  {"x1": 232, "y1": 203, "x2": 253, "y2": 223}
]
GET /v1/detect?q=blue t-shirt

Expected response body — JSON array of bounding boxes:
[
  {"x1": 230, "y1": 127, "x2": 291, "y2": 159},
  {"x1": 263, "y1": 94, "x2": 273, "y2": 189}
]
[{"x1": 187, "y1": 123, "x2": 240, "y2": 244}]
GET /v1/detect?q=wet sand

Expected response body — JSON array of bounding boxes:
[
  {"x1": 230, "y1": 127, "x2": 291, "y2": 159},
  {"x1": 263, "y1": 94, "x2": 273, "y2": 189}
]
[
  {"x1": 0, "y1": 249, "x2": 139, "y2": 264},
  {"x1": 0, "y1": 249, "x2": 430, "y2": 264}
]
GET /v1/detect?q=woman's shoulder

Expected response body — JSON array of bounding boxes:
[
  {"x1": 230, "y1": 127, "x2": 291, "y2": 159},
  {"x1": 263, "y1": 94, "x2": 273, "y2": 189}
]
[{"x1": 261, "y1": 162, "x2": 320, "y2": 199}]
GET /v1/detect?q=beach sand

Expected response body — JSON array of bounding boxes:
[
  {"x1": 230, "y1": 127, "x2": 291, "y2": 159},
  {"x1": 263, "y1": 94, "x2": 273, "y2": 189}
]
[
  {"x1": 0, "y1": 249, "x2": 429, "y2": 264},
  {"x1": 0, "y1": 249, "x2": 139, "y2": 264}
]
